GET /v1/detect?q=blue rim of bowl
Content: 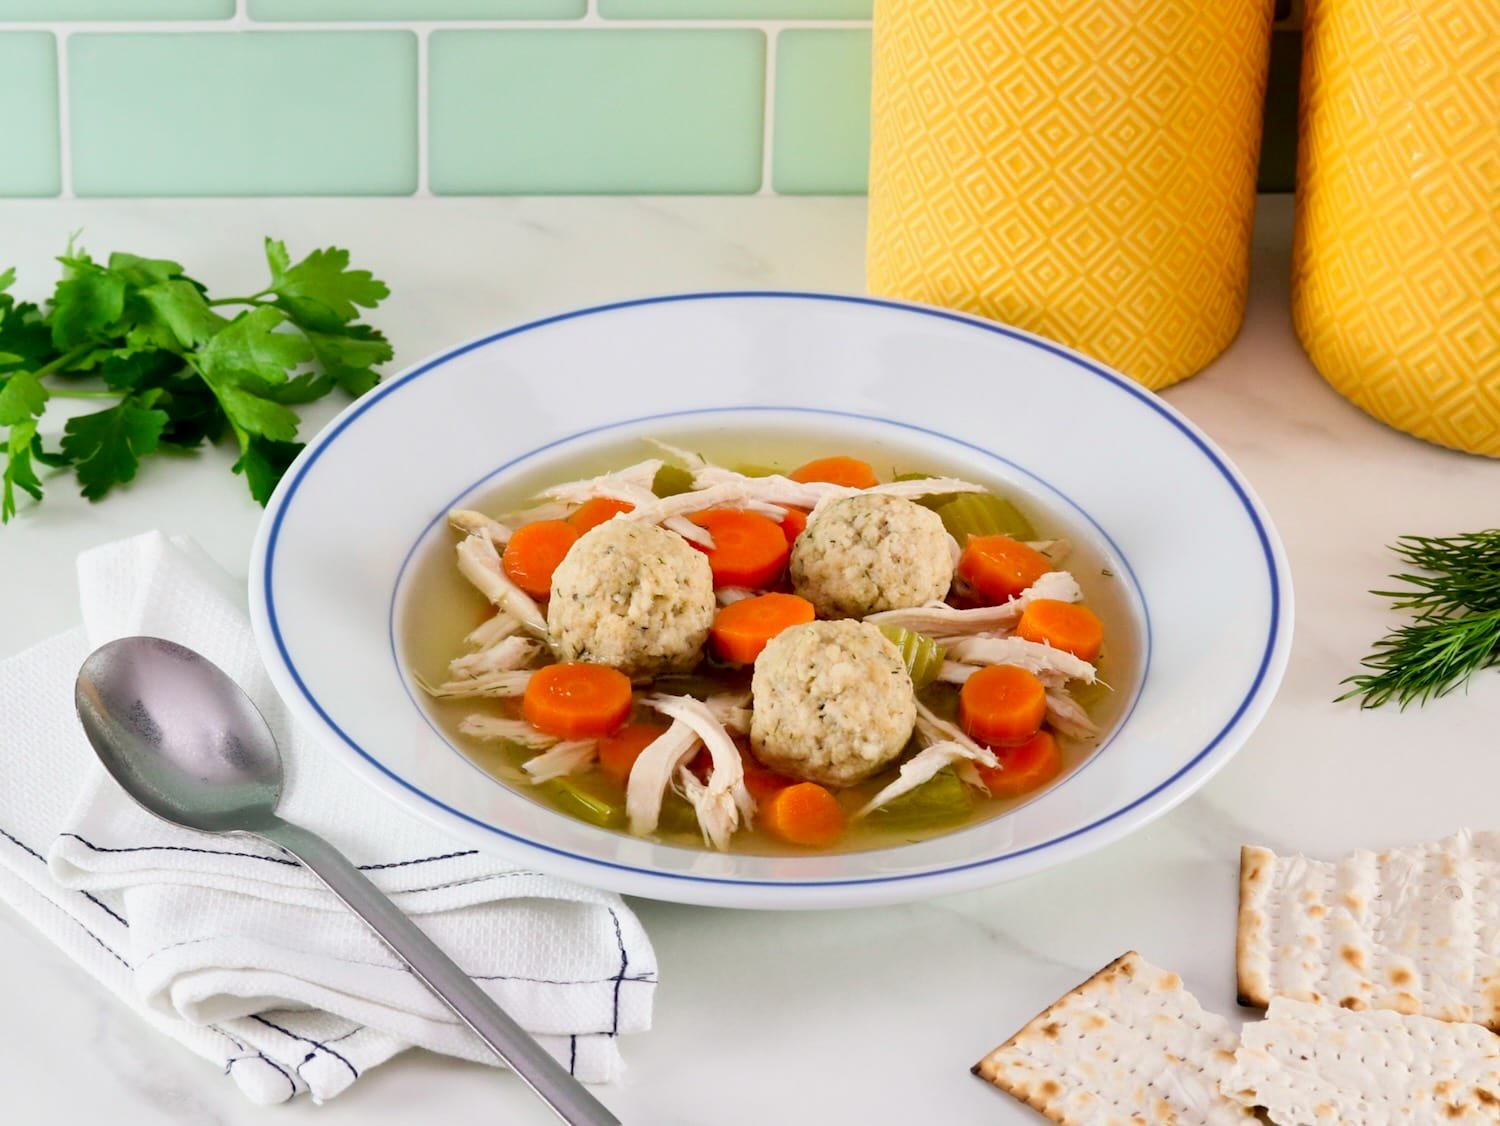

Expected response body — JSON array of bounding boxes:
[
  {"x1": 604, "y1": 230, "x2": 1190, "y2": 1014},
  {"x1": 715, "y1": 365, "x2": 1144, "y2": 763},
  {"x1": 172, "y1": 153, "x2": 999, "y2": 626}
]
[
  {"x1": 262, "y1": 290, "x2": 1285, "y2": 889},
  {"x1": 385, "y1": 402, "x2": 1153, "y2": 861}
]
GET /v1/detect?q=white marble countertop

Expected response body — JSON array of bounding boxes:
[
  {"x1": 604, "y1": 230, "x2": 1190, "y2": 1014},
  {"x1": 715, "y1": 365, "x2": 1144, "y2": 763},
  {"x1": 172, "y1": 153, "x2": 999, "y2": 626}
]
[{"x1": 4, "y1": 194, "x2": 1500, "y2": 1125}]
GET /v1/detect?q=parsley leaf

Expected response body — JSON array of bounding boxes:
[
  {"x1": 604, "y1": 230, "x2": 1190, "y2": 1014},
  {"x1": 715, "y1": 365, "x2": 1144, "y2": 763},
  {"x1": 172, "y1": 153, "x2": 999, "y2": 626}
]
[
  {"x1": 135, "y1": 280, "x2": 226, "y2": 350},
  {"x1": 50, "y1": 262, "x2": 127, "y2": 351},
  {"x1": 267, "y1": 240, "x2": 389, "y2": 330},
  {"x1": 305, "y1": 324, "x2": 392, "y2": 396},
  {"x1": 232, "y1": 435, "x2": 304, "y2": 505},
  {"x1": 0, "y1": 370, "x2": 48, "y2": 426},
  {"x1": 59, "y1": 394, "x2": 169, "y2": 500},
  {"x1": 0, "y1": 236, "x2": 389, "y2": 519},
  {"x1": 214, "y1": 383, "x2": 301, "y2": 443},
  {"x1": 197, "y1": 305, "x2": 312, "y2": 386},
  {"x1": 2, "y1": 418, "x2": 43, "y2": 520}
]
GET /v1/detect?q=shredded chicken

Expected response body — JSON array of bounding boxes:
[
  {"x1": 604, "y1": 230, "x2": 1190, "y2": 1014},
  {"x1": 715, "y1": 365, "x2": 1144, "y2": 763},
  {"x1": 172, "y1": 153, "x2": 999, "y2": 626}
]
[
  {"x1": 936, "y1": 660, "x2": 978, "y2": 686},
  {"x1": 690, "y1": 465, "x2": 835, "y2": 509},
  {"x1": 913, "y1": 700, "x2": 989, "y2": 758},
  {"x1": 454, "y1": 532, "x2": 548, "y2": 634},
  {"x1": 689, "y1": 464, "x2": 987, "y2": 509},
  {"x1": 640, "y1": 693, "x2": 755, "y2": 849},
  {"x1": 447, "y1": 636, "x2": 542, "y2": 680},
  {"x1": 448, "y1": 509, "x2": 512, "y2": 543},
  {"x1": 715, "y1": 586, "x2": 759, "y2": 606},
  {"x1": 865, "y1": 570, "x2": 1084, "y2": 639},
  {"x1": 946, "y1": 636, "x2": 1097, "y2": 685},
  {"x1": 458, "y1": 714, "x2": 557, "y2": 747},
  {"x1": 497, "y1": 500, "x2": 573, "y2": 526},
  {"x1": 644, "y1": 438, "x2": 708, "y2": 470},
  {"x1": 625, "y1": 719, "x2": 702, "y2": 837},
  {"x1": 532, "y1": 458, "x2": 715, "y2": 545},
  {"x1": 865, "y1": 477, "x2": 987, "y2": 501},
  {"x1": 539, "y1": 459, "x2": 664, "y2": 506},
  {"x1": 625, "y1": 481, "x2": 787, "y2": 530},
  {"x1": 521, "y1": 740, "x2": 598, "y2": 783},
  {"x1": 464, "y1": 611, "x2": 522, "y2": 650},
  {"x1": 417, "y1": 669, "x2": 533, "y2": 699},
  {"x1": 703, "y1": 690, "x2": 752, "y2": 735},
  {"x1": 854, "y1": 740, "x2": 997, "y2": 819},
  {"x1": 1045, "y1": 689, "x2": 1100, "y2": 740}
]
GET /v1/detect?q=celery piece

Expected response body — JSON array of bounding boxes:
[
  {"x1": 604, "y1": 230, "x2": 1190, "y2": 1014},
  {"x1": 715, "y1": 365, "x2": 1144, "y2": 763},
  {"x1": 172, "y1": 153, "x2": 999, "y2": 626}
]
[
  {"x1": 658, "y1": 792, "x2": 700, "y2": 835},
  {"x1": 937, "y1": 492, "x2": 1037, "y2": 543},
  {"x1": 652, "y1": 464, "x2": 695, "y2": 498},
  {"x1": 544, "y1": 777, "x2": 624, "y2": 830},
  {"x1": 732, "y1": 463, "x2": 782, "y2": 478},
  {"x1": 877, "y1": 624, "x2": 946, "y2": 690},
  {"x1": 868, "y1": 768, "x2": 973, "y2": 830}
]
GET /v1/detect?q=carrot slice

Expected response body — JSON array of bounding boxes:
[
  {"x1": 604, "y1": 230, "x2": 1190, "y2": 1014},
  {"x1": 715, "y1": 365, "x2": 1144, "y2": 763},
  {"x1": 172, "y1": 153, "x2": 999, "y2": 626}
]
[
  {"x1": 761, "y1": 782, "x2": 847, "y2": 847},
  {"x1": 788, "y1": 456, "x2": 879, "y2": 490},
  {"x1": 501, "y1": 520, "x2": 579, "y2": 599},
  {"x1": 689, "y1": 509, "x2": 792, "y2": 589},
  {"x1": 1016, "y1": 600, "x2": 1104, "y2": 662},
  {"x1": 710, "y1": 592, "x2": 816, "y2": 664},
  {"x1": 956, "y1": 535, "x2": 1051, "y2": 604},
  {"x1": 778, "y1": 506, "x2": 809, "y2": 545},
  {"x1": 567, "y1": 497, "x2": 634, "y2": 535},
  {"x1": 974, "y1": 731, "x2": 1063, "y2": 799},
  {"x1": 522, "y1": 662, "x2": 633, "y2": 740},
  {"x1": 743, "y1": 764, "x2": 796, "y2": 805},
  {"x1": 959, "y1": 664, "x2": 1047, "y2": 746},
  {"x1": 597, "y1": 722, "x2": 668, "y2": 787}
]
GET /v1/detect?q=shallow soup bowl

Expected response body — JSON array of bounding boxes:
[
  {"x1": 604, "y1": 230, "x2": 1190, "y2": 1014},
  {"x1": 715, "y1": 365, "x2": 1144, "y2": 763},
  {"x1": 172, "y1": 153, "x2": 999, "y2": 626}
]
[{"x1": 249, "y1": 291, "x2": 1292, "y2": 910}]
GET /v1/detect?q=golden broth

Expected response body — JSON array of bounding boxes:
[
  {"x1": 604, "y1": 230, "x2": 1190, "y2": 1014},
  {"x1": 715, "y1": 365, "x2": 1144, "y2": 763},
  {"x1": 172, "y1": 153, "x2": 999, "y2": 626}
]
[{"x1": 399, "y1": 431, "x2": 1140, "y2": 856}]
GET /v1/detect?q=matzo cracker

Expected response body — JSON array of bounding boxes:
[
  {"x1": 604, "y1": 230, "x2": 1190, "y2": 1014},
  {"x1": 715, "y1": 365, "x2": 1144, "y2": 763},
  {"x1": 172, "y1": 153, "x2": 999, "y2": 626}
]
[{"x1": 974, "y1": 951, "x2": 1252, "y2": 1124}]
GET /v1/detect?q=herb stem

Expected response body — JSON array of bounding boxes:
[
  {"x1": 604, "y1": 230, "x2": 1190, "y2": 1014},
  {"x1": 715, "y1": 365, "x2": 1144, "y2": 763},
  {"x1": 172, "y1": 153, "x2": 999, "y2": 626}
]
[
  {"x1": 33, "y1": 345, "x2": 96, "y2": 380},
  {"x1": 207, "y1": 290, "x2": 272, "y2": 308},
  {"x1": 46, "y1": 389, "x2": 124, "y2": 401}
]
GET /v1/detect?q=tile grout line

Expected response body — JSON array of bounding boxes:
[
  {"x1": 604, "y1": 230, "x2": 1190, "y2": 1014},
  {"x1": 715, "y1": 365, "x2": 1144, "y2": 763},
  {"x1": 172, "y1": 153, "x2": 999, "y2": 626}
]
[
  {"x1": 415, "y1": 27, "x2": 431, "y2": 198},
  {"x1": 758, "y1": 27, "x2": 778, "y2": 197},
  {"x1": 54, "y1": 29, "x2": 73, "y2": 199}
]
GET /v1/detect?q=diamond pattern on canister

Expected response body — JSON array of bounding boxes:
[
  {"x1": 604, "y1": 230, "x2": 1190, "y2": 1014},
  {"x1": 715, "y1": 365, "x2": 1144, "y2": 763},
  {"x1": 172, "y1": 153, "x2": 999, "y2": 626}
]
[
  {"x1": 1292, "y1": 0, "x2": 1500, "y2": 455},
  {"x1": 866, "y1": 0, "x2": 1274, "y2": 391}
]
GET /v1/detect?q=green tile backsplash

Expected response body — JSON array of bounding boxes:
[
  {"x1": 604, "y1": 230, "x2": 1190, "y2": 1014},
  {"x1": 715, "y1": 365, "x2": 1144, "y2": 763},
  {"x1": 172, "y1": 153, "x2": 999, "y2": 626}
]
[
  {"x1": 430, "y1": 30, "x2": 764, "y2": 194},
  {"x1": 599, "y1": 0, "x2": 871, "y2": 17},
  {"x1": 70, "y1": 32, "x2": 417, "y2": 196},
  {"x1": 0, "y1": 33, "x2": 59, "y2": 196},
  {"x1": 3, "y1": 8, "x2": 1303, "y2": 198},
  {"x1": 774, "y1": 29, "x2": 871, "y2": 195},
  {"x1": 248, "y1": 0, "x2": 585, "y2": 18},
  {"x1": 0, "y1": 0, "x2": 229, "y2": 17}
]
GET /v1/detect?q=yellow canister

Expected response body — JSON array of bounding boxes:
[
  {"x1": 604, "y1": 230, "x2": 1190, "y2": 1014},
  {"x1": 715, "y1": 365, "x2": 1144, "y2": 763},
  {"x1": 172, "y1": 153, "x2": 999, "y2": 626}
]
[
  {"x1": 1292, "y1": 0, "x2": 1500, "y2": 455},
  {"x1": 866, "y1": 1, "x2": 1275, "y2": 391}
]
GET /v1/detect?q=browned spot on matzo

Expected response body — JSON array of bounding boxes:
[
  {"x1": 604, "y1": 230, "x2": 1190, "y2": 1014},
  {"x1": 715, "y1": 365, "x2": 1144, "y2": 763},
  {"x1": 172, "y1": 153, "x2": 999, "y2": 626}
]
[{"x1": 1341, "y1": 945, "x2": 1366, "y2": 970}]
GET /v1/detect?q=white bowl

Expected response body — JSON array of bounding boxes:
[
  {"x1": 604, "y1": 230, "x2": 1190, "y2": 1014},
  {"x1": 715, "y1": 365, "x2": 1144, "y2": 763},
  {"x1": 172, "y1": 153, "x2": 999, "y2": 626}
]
[{"x1": 249, "y1": 292, "x2": 1292, "y2": 909}]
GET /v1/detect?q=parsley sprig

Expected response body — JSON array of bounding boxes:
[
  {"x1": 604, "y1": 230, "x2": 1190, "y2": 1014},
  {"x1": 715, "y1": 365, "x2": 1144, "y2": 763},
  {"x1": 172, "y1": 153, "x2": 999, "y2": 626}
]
[
  {"x1": 0, "y1": 238, "x2": 391, "y2": 520},
  {"x1": 1339, "y1": 531, "x2": 1500, "y2": 709}
]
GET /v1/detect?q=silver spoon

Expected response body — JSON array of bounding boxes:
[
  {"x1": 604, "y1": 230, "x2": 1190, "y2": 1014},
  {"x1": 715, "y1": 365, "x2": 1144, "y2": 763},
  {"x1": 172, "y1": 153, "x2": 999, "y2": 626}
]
[{"x1": 75, "y1": 635, "x2": 620, "y2": 1126}]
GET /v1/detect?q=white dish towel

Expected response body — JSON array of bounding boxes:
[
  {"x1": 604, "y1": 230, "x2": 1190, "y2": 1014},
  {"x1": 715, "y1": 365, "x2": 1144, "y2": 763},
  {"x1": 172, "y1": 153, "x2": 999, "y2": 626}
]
[{"x1": 0, "y1": 531, "x2": 656, "y2": 1104}]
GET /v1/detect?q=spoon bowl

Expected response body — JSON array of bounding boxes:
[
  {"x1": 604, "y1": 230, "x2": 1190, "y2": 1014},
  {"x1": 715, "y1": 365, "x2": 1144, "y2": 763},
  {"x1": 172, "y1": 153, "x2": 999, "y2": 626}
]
[
  {"x1": 76, "y1": 636, "x2": 282, "y2": 835},
  {"x1": 73, "y1": 635, "x2": 616, "y2": 1126}
]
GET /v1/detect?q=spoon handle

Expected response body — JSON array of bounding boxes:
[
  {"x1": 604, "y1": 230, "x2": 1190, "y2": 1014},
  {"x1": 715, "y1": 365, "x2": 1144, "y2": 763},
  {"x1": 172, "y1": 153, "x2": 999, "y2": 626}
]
[{"x1": 257, "y1": 818, "x2": 620, "y2": 1126}]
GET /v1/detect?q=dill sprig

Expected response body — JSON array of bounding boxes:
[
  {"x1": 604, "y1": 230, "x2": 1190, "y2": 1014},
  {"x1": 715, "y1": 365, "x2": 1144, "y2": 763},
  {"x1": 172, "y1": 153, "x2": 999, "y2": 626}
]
[{"x1": 1339, "y1": 531, "x2": 1500, "y2": 709}]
